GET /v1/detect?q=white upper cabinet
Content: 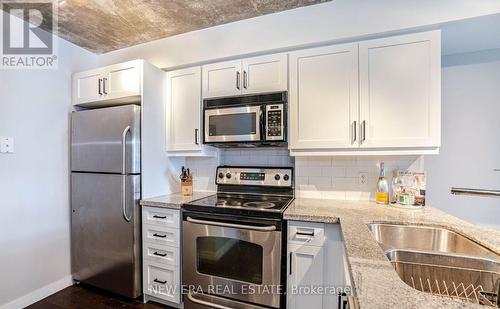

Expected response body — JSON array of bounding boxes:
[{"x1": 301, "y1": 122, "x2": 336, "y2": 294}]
[
  {"x1": 359, "y1": 31, "x2": 441, "y2": 149},
  {"x1": 242, "y1": 53, "x2": 288, "y2": 94},
  {"x1": 166, "y1": 67, "x2": 202, "y2": 152},
  {"x1": 289, "y1": 44, "x2": 359, "y2": 150},
  {"x1": 202, "y1": 53, "x2": 288, "y2": 99},
  {"x1": 202, "y1": 60, "x2": 242, "y2": 98},
  {"x1": 289, "y1": 30, "x2": 441, "y2": 156},
  {"x1": 73, "y1": 60, "x2": 142, "y2": 107}
]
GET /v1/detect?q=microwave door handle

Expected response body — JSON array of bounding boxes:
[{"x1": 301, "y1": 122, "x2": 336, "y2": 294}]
[
  {"x1": 187, "y1": 293, "x2": 236, "y2": 309},
  {"x1": 186, "y1": 216, "x2": 276, "y2": 232}
]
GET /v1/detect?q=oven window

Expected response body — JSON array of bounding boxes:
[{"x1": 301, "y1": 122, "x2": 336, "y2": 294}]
[
  {"x1": 197, "y1": 237, "x2": 263, "y2": 284},
  {"x1": 208, "y1": 113, "x2": 257, "y2": 136}
]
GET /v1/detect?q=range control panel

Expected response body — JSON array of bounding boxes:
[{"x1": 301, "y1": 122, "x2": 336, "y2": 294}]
[
  {"x1": 265, "y1": 104, "x2": 284, "y2": 141},
  {"x1": 216, "y1": 166, "x2": 293, "y2": 187}
]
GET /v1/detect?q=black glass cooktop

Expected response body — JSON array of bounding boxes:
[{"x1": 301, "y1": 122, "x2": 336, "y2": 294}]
[{"x1": 184, "y1": 193, "x2": 293, "y2": 218}]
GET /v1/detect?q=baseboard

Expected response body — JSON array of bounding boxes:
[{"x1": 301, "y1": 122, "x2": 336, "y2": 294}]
[{"x1": 0, "y1": 276, "x2": 73, "y2": 309}]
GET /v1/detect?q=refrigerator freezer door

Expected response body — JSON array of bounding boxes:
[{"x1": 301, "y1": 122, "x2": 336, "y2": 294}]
[
  {"x1": 71, "y1": 172, "x2": 141, "y2": 298},
  {"x1": 71, "y1": 105, "x2": 141, "y2": 174}
]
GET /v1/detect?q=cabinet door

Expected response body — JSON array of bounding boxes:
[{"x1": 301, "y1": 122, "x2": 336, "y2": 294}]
[
  {"x1": 73, "y1": 71, "x2": 102, "y2": 105},
  {"x1": 202, "y1": 60, "x2": 242, "y2": 98},
  {"x1": 103, "y1": 60, "x2": 141, "y2": 101},
  {"x1": 359, "y1": 31, "x2": 441, "y2": 148},
  {"x1": 289, "y1": 44, "x2": 359, "y2": 150},
  {"x1": 166, "y1": 67, "x2": 202, "y2": 151},
  {"x1": 242, "y1": 53, "x2": 287, "y2": 94},
  {"x1": 287, "y1": 244, "x2": 325, "y2": 309}
]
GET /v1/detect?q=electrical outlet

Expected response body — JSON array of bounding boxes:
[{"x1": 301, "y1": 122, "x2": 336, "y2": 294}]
[
  {"x1": 0, "y1": 137, "x2": 14, "y2": 153},
  {"x1": 358, "y1": 172, "x2": 368, "y2": 186}
]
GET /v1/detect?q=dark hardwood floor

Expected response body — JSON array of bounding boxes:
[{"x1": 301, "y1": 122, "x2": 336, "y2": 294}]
[{"x1": 27, "y1": 285, "x2": 171, "y2": 309}]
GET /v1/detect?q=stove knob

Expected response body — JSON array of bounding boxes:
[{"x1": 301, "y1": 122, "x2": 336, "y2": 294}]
[
  {"x1": 283, "y1": 174, "x2": 290, "y2": 181},
  {"x1": 218, "y1": 172, "x2": 224, "y2": 179},
  {"x1": 274, "y1": 174, "x2": 281, "y2": 181},
  {"x1": 226, "y1": 172, "x2": 232, "y2": 179}
]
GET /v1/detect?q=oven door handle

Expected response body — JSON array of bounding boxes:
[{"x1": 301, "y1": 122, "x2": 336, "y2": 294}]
[
  {"x1": 187, "y1": 293, "x2": 236, "y2": 309},
  {"x1": 186, "y1": 216, "x2": 276, "y2": 232}
]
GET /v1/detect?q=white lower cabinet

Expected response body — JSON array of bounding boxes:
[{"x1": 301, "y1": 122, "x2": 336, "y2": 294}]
[
  {"x1": 287, "y1": 221, "x2": 345, "y2": 309},
  {"x1": 142, "y1": 206, "x2": 182, "y2": 307}
]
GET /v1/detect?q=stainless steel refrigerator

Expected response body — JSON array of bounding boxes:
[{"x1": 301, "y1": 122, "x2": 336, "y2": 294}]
[{"x1": 71, "y1": 104, "x2": 142, "y2": 298}]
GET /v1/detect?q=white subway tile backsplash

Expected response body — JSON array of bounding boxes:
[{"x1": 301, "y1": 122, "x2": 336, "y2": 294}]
[{"x1": 184, "y1": 149, "x2": 423, "y2": 202}]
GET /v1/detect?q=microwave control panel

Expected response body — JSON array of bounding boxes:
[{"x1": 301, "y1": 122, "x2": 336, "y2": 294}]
[{"x1": 266, "y1": 104, "x2": 284, "y2": 141}]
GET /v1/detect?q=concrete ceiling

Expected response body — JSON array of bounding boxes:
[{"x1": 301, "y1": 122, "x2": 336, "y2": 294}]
[{"x1": 31, "y1": 0, "x2": 330, "y2": 54}]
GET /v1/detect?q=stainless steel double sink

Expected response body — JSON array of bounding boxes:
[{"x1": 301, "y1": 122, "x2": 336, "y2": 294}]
[{"x1": 367, "y1": 223, "x2": 500, "y2": 307}]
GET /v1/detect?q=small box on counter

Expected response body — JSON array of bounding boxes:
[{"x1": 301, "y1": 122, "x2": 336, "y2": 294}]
[{"x1": 392, "y1": 170, "x2": 426, "y2": 207}]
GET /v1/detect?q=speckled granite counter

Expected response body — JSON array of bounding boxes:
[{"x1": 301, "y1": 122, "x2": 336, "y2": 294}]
[
  {"x1": 284, "y1": 198, "x2": 500, "y2": 309},
  {"x1": 140, "y1": 192, "x2": 214, "y2": 209}
]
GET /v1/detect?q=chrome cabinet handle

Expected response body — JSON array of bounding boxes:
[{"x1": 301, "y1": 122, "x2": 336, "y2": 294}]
[
  {"x1": 243, "y1": 70, "x2": 247, "y2": 89},
  {"x1": 236, "y1": 71, "x2": 240, "y2": 90},
  {"x1": 98, "y1": 78, "x2": 102, "y2": 95},
  {"x1": 121, "y1": 126, "x2": 131, "y2": 222},
  {"x1": 153, "y1": 279, "x2": 167, "y2": 284},
  {"x1": 153, "y1": 252, "x2": 167, "y2": 257},
  {"x1": 194, "y1": 128, "x2": 199, "y2": 145},
  {"x1": 153, "y1": 233, "x2": 167, "y2": 238},
  {"x1": 352, "y1": 121, "x2": 357, "y2": 144},
  {"x1": 296, "y1": 230, "x2": 315, "y2": 237},
  {"x1": 102, "y1": 77, "x2": 108, "y2": 94},
  {"x1": 361, "y1": 120, "x2": 366, "y2": 143},
  {"x1": 153, "y1": 215, "x2": 166, "y2": 219},
  {"x1": 289, "y1": 252, "x2": 293, "y2": 275},
  {"x1": 187, "y1": 293, "x2": 236, "y2": 309},
  {"x1": 186, "y1": 216, "x2": 276, "y2": 232}
]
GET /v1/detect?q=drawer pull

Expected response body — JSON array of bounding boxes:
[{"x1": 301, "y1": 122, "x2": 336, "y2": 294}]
[
  {"x1": 153, "y1": 233, "x2": 167, "y2": 238},
  {"x1": 153, "y1": 278, "x2": 167, "y2": 284},
  {"x1": 153, "y1": 251, "x2": 167, "y2": 257},
  {"x1": 296, "y1": 231, "x2": 315, "y2": 237},
  {"x1": 153, "y1": 215, "x2": 167, "y2": 219}
]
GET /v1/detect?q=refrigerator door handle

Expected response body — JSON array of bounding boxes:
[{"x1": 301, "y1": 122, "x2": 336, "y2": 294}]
[{"x1": 122, "y1": 126, "x2": 132, "y2": 222}]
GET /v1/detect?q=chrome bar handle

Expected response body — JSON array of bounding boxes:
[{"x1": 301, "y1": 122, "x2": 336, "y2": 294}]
[
  {"x1": 102, "y1": 77, "x2": 108, "y2": 94},
  {"x1": 243, "y1": 70, "x2": 248, "y2": 89},
  {"x1": 194, "y1": 128, "x2": 199, "y2": 145},
  {"x1": 122, "y1": 126, "x2": 131, "y2": 222},
  {"x1": 187, "y1": 293, "x2": 236, "y2": 309},
  {"x1": 186, "y1": 216, "x2": 276, "y2": 231},
  {"x1": 361, "y1": 120, "x2": 366, "y2": 143},
  {"x1": 451, "y1": 187, "x2": 500, "y2": 198},
  {"x1": 352, "y1": 121, "x2": 357, "y2": 144},
  {"x1": 236, "y1": 71, "x2": 240, "y2": 90},
  {"x1": 98, "y1": 78, "x2": 102, "y2": 95}
]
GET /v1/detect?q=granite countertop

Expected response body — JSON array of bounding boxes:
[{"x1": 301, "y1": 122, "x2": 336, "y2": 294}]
[
  {"x1": 140, "y1": 192, "x2": 214, "y2": 209},
  {"x1": 284, "y1": 198, "x2": 500, "y2": 309}
]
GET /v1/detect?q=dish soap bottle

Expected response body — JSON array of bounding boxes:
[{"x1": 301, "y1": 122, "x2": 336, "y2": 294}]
[{"x1": 376, "y1": 162, "x2": 389, "y2": 204}]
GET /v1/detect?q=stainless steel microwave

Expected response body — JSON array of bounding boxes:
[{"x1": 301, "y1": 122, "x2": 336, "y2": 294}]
[{"x1": 203, "y1": 92, "x2": 287, "y2": 147}]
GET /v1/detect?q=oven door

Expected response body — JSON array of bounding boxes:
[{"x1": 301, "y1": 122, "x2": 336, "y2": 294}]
[
  {"x1": 183, "y1": 212, "x2": 282, "y2": 308},
  {"x1": 204, "y1": 105, "x2": 262, "y2": 143}
]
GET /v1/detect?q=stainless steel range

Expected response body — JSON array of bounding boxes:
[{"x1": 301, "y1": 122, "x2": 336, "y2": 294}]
[{"x1": 183, "y1": 166, "x2": 294, "y2": 309}]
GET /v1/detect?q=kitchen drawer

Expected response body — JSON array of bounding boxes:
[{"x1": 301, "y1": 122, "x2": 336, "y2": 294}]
[
  {"x1": 143, "y1": 261, "x2": 180, "y2": 304},
  {"x1": 143, "y1": 224, "x2": 180, "y2": 247},
  {"x1": 143, "y1": 242, "x2": 179, "y2": 266},
  {"x1": 143, "y1": 207, "x2": 180, "y2": 229},
  {"x1": 288, "y1": 221, "x2": 325, "y2": 247}
]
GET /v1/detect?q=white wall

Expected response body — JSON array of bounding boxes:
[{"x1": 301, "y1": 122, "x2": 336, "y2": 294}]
[
  {"x1": 0, "y1": 11, "x2": 97, "y2": 307},
  {"x1": 97, "y1": 0, "x2": 500, "y2": 69},
  {"x1": 426, "y1": 50, "x2": 500, "y2": 229}
]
